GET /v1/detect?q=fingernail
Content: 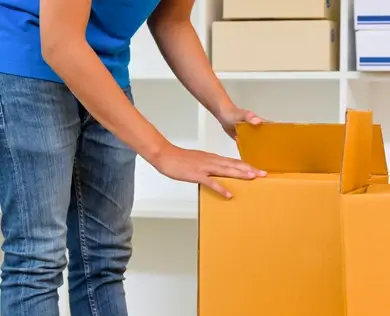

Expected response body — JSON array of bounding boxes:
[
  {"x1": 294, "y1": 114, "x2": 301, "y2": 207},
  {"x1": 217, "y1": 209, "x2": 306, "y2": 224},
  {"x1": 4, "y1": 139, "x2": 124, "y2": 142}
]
[
  {"x1": 258, "y1": 170, "x2": 267, "y2": 177},
  {"x1": 226, "y1": 192, "x2": 233, "y2": 199},
  {"x1": 251, "y1": 117, "x2": 262, "y2": 124}
]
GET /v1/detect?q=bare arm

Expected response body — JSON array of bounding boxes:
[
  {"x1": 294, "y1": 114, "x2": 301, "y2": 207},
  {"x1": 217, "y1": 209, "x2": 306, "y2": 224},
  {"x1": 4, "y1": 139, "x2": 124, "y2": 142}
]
[
  {"x1": 40, "y1": 0, "x2": 169, "y2": 164},
  {"x1": 147, "y1": 0, "x2": 234, "y2": 120},
  {"x1": 40, "y1": 0, "x2": 265, "y2": 198}
]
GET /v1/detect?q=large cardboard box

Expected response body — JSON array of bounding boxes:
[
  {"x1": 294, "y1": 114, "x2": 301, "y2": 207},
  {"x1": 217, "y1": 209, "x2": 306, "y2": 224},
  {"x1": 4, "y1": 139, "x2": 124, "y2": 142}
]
[
  {"x1": 212, "y1": 20, "x2": 339, "y2": 72},
  {"x1": 199, "y1": 114, "x2": 388, "y2": 316},
  {"x1": 340, "y1": 110, "x2": 390, "y2": 316},
  {"x1": 355, "y1": 0, "x2": 390, "y2": 30},
  {"x1": 356, "y1": 30, "x2": 390, "y2": 71},
  {"x1": 223, "y1": 0, "x2": 339, "y2": 21}
]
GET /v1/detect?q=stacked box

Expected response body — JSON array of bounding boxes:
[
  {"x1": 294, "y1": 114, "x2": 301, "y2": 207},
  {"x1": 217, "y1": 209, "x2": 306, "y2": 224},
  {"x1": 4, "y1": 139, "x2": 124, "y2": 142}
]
[
  {"x1": 355, "y1": 0, "x2": 390, "y2": 71},
  {"x1": 212, "y1": 0, "x2": 340, "y2": 72}
]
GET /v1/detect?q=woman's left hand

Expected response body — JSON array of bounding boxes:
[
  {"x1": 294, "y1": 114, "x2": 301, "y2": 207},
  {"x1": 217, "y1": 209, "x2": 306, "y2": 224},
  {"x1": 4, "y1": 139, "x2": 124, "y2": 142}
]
[{"x1": 217, "y1": 105, "x2": 267, "y2": 139}]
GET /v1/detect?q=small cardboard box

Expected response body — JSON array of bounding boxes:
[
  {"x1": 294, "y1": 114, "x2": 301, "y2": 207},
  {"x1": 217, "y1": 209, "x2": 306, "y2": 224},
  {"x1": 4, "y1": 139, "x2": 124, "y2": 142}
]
[
  {"x1": 341, "y1": 110, "x2": 390, "y2": 316},
  {"x1": 199, "y1": 113, "x2": 388, "y2": 316},
  {"x1": 212, "y1": 20, "x2": 339, "y2": 72},
  {"x1": 356, "y1": 30, "x2": 390, "y2": 71},
  {"x1": 355, "y1": 0, "x2": 390, "y2": 30},
  {"x1": 223, "y1": 0, "x2": 339, "y2": 21}
]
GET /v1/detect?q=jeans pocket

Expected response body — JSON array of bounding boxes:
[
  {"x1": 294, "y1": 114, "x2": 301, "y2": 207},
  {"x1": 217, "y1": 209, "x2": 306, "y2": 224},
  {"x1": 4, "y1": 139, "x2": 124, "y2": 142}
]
[{"x1": 82, "y1": 86, "x2": 134, "y2": 128}]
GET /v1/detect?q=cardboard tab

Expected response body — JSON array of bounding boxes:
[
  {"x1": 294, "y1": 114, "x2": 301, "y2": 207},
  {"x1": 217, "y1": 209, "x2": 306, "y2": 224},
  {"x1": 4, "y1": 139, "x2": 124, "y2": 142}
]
[
  {"x1": 371, "y1": 126, "x2": 388, "y2": 175},
  {"x1": 236, "y1": 123, "x2": 345, "y2": 173},
  {"x1": 236, "y1": 121, "x2": 387, "y2": 175},
  {"x1": 340, "y1": 109, "x2": 373, "y2": 194}
]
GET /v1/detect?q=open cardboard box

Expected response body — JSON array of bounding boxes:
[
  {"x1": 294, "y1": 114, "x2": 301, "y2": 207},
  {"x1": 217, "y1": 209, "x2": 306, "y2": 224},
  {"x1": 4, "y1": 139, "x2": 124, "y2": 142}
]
[{"x1": 198, "y1": 109, "x2": 388, "y2": 316}]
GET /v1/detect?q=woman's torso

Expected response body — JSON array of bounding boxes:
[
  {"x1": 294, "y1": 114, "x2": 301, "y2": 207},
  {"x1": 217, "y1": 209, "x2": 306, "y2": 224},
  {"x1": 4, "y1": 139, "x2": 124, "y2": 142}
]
[{"x1": 0, "y1": 0, "x2": 160, "y2": 87}]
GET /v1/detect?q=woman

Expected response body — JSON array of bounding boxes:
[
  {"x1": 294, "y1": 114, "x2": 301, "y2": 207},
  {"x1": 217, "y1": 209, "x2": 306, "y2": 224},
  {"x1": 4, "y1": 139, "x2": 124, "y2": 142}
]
[{"x1": 0, "y1": 0, "x2": 267, "y2": 315}]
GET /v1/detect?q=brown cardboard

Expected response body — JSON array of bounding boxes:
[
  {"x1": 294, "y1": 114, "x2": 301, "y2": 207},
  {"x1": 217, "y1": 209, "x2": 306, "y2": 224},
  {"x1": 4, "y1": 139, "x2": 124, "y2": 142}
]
[
  {"x1": 223, "y1": 0, "x2": 340, "y2": 21},
  {"x1": 212, "y1": 20, "x2": 339, "y2": 72},
  {"x1": 340, "y1": 110, "x2": 390, "y2": 316},
  {"x1": 198, "y1": 113, "x2": 388, "y2": 316}
]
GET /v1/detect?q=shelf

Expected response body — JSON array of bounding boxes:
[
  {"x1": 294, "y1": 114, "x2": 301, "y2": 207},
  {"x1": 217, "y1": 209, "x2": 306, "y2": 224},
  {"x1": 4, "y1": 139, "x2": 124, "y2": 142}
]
[
  {"x1": 132, "y1": 199, "x2": 197, "y2": 219},
  {"x1": 129, "y1": 70, "x2": 390, "y2": 82},
  {"x1": 347, "y1": 71, "x2": 390, "y2": 82},
  {"x1": 130, "y1": 71, "x2": 390, "y2": 82},
  {"x1": 131, "y1": 73, "x2": 177, "y2": 81},
  {"x1": 216, "y1": 71, "x2": 344, "y2": 81},
  {"x1": 131, "y1": 71, "x2": 343, "y2": 82}
]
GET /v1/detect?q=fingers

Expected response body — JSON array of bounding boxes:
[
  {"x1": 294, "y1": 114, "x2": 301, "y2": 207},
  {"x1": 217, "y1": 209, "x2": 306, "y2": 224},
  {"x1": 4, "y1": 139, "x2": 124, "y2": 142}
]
[
  {"x1": 210, "y1": 165, "x2": 258, "y2": 180},
  {"x1": 200, "y1": 163, "x2": 266, "y2": 199},
  {"x1": 210, "y1": 155, "x2": 267, "y2": 177},
  {"x1": 201, "y1": 176, "x2": 232, "y2": 199},
  {"x1": 244, "y1": 110, "x2": 264, "y2": 125},
  {"x1": 189, "y1": 150, "x2": 268, "y2": 199}
]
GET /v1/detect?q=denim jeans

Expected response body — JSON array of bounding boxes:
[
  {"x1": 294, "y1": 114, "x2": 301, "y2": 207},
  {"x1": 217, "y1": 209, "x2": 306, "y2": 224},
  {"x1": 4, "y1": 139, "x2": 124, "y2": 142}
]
[{"x1": 0, "y1": 73, "x2": 136, "y2": 316}]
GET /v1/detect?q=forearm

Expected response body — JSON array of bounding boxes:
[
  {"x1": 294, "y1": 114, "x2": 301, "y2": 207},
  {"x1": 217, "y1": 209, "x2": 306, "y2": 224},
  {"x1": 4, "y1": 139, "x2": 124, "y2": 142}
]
[
  {"x1": 148, "y1": 18, "x2": 234, "y2": 120},
  {"x1": 43, "y1": 39, "x2": 169, "y2": 164},
  {"x1": 40, "y1": 0, "x2": 170, "y2": 164}
]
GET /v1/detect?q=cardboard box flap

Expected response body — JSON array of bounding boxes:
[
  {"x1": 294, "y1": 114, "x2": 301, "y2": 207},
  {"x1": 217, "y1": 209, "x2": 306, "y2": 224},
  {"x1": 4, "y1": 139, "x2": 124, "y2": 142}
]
[
  {"x1": 371, "y1": 126, "x2": 388, "y2": 175},
  {"x1": 236, "y1": 122, "x2": 387, "y2": 175},
  {"x1": 340, "y1": 109, "x2": 373, "y2": 194}
]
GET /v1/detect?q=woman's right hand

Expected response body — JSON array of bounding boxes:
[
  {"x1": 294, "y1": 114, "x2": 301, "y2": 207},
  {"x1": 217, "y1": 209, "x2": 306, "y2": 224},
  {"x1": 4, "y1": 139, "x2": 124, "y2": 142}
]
[{"x1": 152, "y1": 144, "x2": 267, "y2": 199}]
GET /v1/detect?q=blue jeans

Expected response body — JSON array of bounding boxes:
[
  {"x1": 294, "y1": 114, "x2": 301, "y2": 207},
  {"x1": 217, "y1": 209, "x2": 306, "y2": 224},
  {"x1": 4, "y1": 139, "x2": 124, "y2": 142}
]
[{"x1": 0, "y1": 73, "x2": 136, "y2": 315}]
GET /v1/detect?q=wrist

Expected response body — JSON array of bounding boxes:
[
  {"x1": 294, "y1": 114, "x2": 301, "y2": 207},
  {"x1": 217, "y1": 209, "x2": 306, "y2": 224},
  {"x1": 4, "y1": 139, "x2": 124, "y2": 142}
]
[
  {"x1": 213, "y1": 100, "x2": 236, "y2": 122},
  {"x1": 144, "y1": 137, "x2": 174, "y2": 168}
]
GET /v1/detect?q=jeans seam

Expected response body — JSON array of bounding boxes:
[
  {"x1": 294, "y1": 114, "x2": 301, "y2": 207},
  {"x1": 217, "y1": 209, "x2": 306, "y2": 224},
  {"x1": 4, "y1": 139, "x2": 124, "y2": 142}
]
[
  {"x1": 0, "y1": 91, "x2": 5, "y2": 129},
  {"x1": 81, "y1": 114, "x2": 94, "y2": 127},
  {"x1": 0, "y1": 92, "x2": 28, "y2": 316},
  {"x1": 73, "y1": 157, "x2": 100, "y2": 316}
]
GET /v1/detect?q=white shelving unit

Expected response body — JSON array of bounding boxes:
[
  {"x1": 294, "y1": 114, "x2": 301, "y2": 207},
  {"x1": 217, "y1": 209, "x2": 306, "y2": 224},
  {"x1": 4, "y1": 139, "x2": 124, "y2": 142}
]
[{"x1": 129, "y1": 0, "x2": 390, "y2": 222}]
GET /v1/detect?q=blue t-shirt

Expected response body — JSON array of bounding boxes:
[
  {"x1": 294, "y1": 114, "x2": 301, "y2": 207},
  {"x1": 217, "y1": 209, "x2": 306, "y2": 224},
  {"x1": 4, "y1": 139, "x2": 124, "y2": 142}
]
[{"x1": 0, "y1": 0, "x2": 160, "y2": 87}]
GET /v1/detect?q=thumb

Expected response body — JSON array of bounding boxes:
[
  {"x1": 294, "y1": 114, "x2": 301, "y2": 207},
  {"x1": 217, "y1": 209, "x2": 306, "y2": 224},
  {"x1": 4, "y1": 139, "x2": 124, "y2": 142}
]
[{"x1": 244, "y1": 110, "x2": 263, "y2": 125}]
